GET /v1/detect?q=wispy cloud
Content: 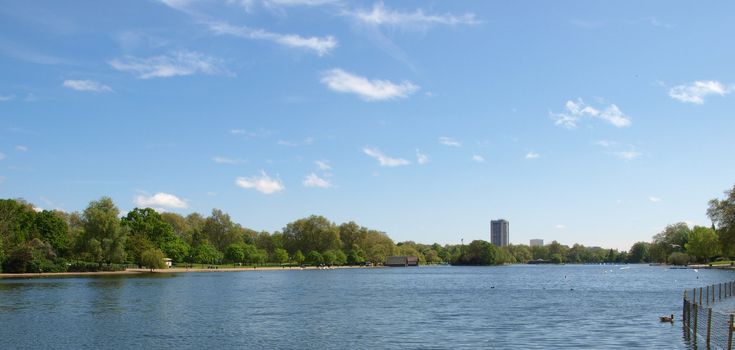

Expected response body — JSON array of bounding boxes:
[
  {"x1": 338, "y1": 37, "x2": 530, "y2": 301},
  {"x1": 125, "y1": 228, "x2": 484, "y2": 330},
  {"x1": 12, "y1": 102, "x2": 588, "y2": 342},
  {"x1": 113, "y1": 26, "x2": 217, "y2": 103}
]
[
  {"x1": 416, "y1": 149, "x2": 428, "y2": 165},
  {"x1": 668, "y1": 80, "x2": 730, "y2": 104},
  {"x1": 315, "y1": 160, "x2": 331, "y2": 170},
  {"x1": 525, "y1": 152, "x2": 540, "y2": 159},
  {"x1": 648, "y1": 196, "x2": 662, "y2": 203},
  {"x1": 472, "y1": 154, "x2": 485, "y2": 163},
  {"x1": 438, "y1": 136, "x2": 461, "y2": 147},
  {"x1": 345, "y1": 2, "x2": 480, "y2": 29},
  {"x1": 15, "y1": 145, "x2": 28, "y2": 152},
  {"x1": 303, "y1": 172, "x2": 332, "y2": 188},
  {"x1": 230, "y1": 128, "x2": 272, "y2": 139},
  {"x1": 134, "y1": 192, "x2": 188, "y2": 209},
  {"x1": 555, "y1": 224, "x2": 566, "y2": 230},
  {"x1": 109, "y1": 51, "x2": 227, "y2": 79},
  {"x1": 363, "y1": 147, "x2": 410, "y2": 167},
  {"x1": 62, "y1": 79, "x2": 112, "y2": 92},
  {"x1": 235, "y1": 171, "x2": 285, "y2": 194},
  {"x1": 0, "y1": 152, "x2": 5, "y2": 160},
  {"x1": 595, "y1": 141, "x2": 642, "y2": 160},
  {"x1": 613, "y1": 150, "x2": 642, "y2": 160},
  {"x1": 321, "y1": 68, "x2": 418, "y2": 101},
  {"x1": 212, "y1": 156, "x2": 246, "y2": 165},
  {"x1": 206, "y1": 21, "x2": 337, "y2": 56},
  {"x1": 0, "y1": 95, "x2": 15, "y2": 102},
  {"x1": 265, "y1": 0, "x2": 338, "y2": 7},
  {"x1": 551, "y1": 98, "x2": 631, "y2": 128}
]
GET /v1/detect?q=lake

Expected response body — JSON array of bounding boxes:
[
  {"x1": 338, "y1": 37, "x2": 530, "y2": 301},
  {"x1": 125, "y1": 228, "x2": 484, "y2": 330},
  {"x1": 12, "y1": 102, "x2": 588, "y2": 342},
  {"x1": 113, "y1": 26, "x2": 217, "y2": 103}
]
[{"x1": 0, "y1": 265, "x2": 730, "y2": 349}]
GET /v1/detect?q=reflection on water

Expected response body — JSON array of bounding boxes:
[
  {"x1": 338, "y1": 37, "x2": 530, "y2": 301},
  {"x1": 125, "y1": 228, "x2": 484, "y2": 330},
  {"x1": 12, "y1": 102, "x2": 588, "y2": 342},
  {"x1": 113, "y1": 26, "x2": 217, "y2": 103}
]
[{"x1": 0, "y1": 265, "x2": 731, "y2": 349}]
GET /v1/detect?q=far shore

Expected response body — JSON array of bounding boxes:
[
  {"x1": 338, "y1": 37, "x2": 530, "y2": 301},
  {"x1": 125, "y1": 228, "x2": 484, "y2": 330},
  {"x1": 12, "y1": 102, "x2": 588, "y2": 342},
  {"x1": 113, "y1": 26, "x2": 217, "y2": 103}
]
[{"x1": 0, "y1": 264, "x2": 383, "y2": 279}]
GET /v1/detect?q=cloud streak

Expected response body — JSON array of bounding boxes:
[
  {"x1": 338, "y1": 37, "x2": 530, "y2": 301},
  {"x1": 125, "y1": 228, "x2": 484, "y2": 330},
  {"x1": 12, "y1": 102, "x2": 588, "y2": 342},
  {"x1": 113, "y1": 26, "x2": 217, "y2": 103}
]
[
  {"x1": 321, "y1": 68, "x2": 418, "y2": 101},
  {"x1": 206, "y1": 21, "x2": 337, "y2": 56},
  {"x1": 438, "y1": 136, "x2": 461, "y2": 147},
  {"x1": 345, "y1": 2, "x2": 480, "y2": 29},
  {"x1": 63, "y1": 79, "x2": 112, "y2": 92},
  {"x1": 363, "y1": 147, "x2": 410, "y2": 167},
  {"x1": 109, "y1": 51, "x2": 227, "y2": 79}
]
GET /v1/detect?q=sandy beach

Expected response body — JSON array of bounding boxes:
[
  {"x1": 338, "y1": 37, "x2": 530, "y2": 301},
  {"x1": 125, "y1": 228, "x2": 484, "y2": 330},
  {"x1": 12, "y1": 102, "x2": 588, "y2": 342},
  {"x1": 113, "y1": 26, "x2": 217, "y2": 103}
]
[{"x1": 0, "y1": 265, "x2": 382, "y2": 279}]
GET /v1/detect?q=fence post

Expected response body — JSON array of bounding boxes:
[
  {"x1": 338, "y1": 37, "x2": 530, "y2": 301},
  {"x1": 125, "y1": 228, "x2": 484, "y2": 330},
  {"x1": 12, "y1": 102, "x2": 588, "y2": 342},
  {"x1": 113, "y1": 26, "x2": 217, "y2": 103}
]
[
  {"x1": 714, "y1": 284, "x2": 716, "y2": 303},
  {"x1": 707, "y1": 308, "x2": 712, "y2": 346},
  {"x1": 694, "y1": 303, "x2": 699, "y2": 339},
  {"x1": 729, "y1": 314, "x2": 734, "y2": 350},
  {"x1": 721, "y1": 283, "x2": 723, "y2": 301},
  {"x1": 701, "y1": 287, "x2": 704, "y2": 305},
  {"x1": 707, "y1": 285, "x2": 710, "y2": 305}
]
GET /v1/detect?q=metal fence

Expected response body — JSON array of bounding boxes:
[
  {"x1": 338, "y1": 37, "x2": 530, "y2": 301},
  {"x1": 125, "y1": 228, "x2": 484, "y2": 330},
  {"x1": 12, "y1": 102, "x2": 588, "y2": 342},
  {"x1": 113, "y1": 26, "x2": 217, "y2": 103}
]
[{"x1": 683, "y1": 281, "x2": 735, "y2": 350}]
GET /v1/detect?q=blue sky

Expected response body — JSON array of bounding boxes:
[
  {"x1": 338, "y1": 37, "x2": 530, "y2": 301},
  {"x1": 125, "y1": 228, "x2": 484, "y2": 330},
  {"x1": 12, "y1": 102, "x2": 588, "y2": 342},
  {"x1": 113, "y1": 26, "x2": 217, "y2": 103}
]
[{"x1": 1, "y1": 0, "x2": 734, "y2": 250}]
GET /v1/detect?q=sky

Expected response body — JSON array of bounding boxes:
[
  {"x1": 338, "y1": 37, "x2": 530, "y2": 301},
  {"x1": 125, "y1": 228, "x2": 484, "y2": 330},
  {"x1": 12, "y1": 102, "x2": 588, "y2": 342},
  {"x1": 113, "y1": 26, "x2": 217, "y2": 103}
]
[{"x1": 1, "y1": 0, "x2": 734, "y2": 250}]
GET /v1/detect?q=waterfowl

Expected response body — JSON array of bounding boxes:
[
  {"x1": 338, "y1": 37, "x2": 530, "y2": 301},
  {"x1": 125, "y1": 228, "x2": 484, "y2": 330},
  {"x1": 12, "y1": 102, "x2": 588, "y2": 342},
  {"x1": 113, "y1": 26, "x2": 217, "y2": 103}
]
[{"x1": 660, "y1": 314, "x2": 674, "y2": 323}]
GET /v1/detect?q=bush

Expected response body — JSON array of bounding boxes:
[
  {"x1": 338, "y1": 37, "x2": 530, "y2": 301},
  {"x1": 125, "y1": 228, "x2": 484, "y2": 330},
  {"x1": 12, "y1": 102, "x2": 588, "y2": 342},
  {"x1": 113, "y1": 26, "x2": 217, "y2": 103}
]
[{"x1": 669, "y1": 252, "x2": 690, "y2": 266}]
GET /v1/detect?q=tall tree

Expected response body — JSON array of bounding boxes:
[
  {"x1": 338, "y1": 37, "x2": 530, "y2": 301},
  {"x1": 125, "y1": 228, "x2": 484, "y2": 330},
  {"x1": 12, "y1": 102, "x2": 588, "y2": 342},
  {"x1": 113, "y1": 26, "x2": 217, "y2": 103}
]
[
  {"x1": 81, "y1": 197, "x2": 127, "y2": 265},
  {"x1": 282, "y1": 216, "x2": 341, "y2": 254},
  {"x1": 709, "y1": 184, "x2": 735, "y2": 258},
  {"x1": 685, "y1": 226, "x2": 720, "y2": 262}
]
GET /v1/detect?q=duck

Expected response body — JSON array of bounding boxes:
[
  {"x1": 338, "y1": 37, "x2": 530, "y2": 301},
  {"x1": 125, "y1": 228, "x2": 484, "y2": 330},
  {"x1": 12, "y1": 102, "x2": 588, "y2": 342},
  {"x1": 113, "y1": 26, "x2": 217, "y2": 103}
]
[{"x1": 660, "y1": 314, "x2": 674, "y2": 323}]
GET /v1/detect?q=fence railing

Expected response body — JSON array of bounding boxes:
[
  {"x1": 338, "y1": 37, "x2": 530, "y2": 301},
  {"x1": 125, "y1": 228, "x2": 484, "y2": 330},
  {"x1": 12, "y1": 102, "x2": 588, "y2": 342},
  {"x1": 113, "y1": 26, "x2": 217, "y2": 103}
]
[{"x1": 683, "y1": 281, "x2": 735, "y2": 350}]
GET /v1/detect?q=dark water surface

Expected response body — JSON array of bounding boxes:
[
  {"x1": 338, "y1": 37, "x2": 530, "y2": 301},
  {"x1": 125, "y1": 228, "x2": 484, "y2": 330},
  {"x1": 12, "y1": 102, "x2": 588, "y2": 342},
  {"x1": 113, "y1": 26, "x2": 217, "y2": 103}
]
[{"x1": 0, "y1": 265, "x2": 730, "y2": 349}]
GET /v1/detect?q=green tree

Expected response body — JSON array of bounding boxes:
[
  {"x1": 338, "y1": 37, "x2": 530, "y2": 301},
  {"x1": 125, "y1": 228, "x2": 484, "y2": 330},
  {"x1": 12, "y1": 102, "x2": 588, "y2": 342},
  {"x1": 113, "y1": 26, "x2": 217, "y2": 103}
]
[
  {"x1": 141, "y1": 248, "x2": 166, "y2": 272},
  {"x1": 282, "y1": 216, "x2": 341, "y2": 255},
  {"x1": 452, "y1": 240, "x2": 501, "y2": 265},
  {"x1": 81, "y1": 197, "x2": 127, "y2": 265},
  {"x1": 273, "y1": 248, "x2": 289, "y2": 264},
  {"x1": 292, "y1": 250, "x2": 305, "y2": 265},
  {"x1": 322, "y1": 250, "x2": 337, "y2": 265},
  {"x1": 203, "y1": 209, "x2": 247, "y2": 253},
  {"x1": 709, "y1": 184, "x2": 735, "y2": 258},
  {"x1": 668, "y1": 252, "x2": 690, "y2": 266},
  {"x1": 35, "y1": 210, "x2": 71, "y2": 257},
  {"x1": 225, "y1": 243, "x2": 246, "y2": 264},
  {"x1": 306, "y1": 250, "x2": 323, "y2": 265},
  {"x1": 193, "y1": 243, "x2": 222, "y2": 265},
  {"x1": 628, "y1": 242, "x2": 650, "y2": 263},
  {"x1": 685, "y1": 226, "x2": 720, "y2": 263}
]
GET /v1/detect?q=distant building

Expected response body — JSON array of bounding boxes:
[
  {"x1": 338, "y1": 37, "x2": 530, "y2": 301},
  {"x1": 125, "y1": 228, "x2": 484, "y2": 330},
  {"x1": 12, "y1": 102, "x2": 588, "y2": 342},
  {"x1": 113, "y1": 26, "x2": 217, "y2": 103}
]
[
  {"x1": 163, "y1": 258, "x2": 173, "y2": 268},
  {"x1": 491, "y1": 219, "x2": 509, "y2": 247},
  {"x1": 530, "y1": 239, "x2": 544, "y2": 247},
  {"x1": 385, "y1": 256, "x2": 419, "y2": 267}
]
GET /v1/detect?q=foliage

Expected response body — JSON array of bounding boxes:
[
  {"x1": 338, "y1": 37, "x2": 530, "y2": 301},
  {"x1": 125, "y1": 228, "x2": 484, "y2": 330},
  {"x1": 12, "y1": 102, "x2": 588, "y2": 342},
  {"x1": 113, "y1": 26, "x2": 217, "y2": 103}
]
[
  {"x1": 668, "y1": 252, "x2": 690, "y2": 266},
  {"x1": 451, "y1": 240, "x2": 502, "y2": 265},
  {"x1": 292, "y1": 250, "x2": 305, "y2": 265},
  {"x1": 141, "y1": 248, "x2": 166, "y2": 271},
  {"x1": 282, "y1": 216, "x2": 341, "y2": 255},
  {"x1": 685, "y1": 226, "x2": 720, "y2": 262},
  {"x1": 273, "y1": 248, "x2": 289, "y2": 264},
  {"x1": 628, "y1": 242, "x2": 650, "y2": 263},
  {"x1": 709, "y1": 184, "x2": 735, "y2": 258},
  {"x1": 306, "y1": 250, "x2": 323, "y2": 265}
]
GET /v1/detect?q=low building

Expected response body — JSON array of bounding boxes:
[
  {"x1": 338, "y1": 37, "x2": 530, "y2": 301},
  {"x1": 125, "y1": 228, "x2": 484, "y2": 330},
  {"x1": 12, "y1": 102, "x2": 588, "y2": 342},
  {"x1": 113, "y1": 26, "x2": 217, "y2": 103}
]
[
  {"x1": 163, "y1": 258, "x2": 173, "y2": 268},
  {"x1": 385, "y1": 256, "x2": 419, "y2": 267},
  {"x1": 530, "y1": 239, "x2": 544, "y2": 247}
]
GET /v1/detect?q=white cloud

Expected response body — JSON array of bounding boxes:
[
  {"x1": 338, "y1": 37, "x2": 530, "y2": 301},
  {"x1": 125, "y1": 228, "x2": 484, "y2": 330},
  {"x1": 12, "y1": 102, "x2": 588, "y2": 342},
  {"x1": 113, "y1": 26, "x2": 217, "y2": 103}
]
[
  {"x1": 0, "y1": 176, "x2": 5, "y2": 183},
  {"x1": 320, "y1": 68, "x2": 418, "y2": 101},
  {"x1": 62, "y1": 79, "x2": 112, "y2": 92},
  {"x1": 212, "y1": 156, "x2": 246, "y2": 164},
  {"x1": 346, "y1": 2, "x2": 480, "y2": 29},
  {"x1": 303, "y1": 173, "x2": 332, "y2": 188},
  {"x1": 416, "y1": 149, "x2": 428, "y2": 164},
  {"x1": 438, "y1": 136, "x2": 461, "y2": 147},
  {"x1": 15, "y1": 145, "x2": 28, "y2": 152},
  {"x1": 648, "y1": 196, "x2": 662, "y2": 203},
  {"x1": 315, "y1": 160, "x2": 331, "y2": 170},
  {"x1": 613, "y1": 150, "x2": 642, "y2": 160},
  {"x1": 595, "y1": 140, "x2": 615, "y2": 148},
  {"x1": 265, "y1": 0, "x2": 337, "y2": 6},
  {"x1": 0, "y1": 95, "x2": 15, "y2": 101},
  {"x1": 363, "y1": 147, "x2": 410, "y2": 167},
  {"x1": 206, "y1": 21, "x2": 336, "y2": 56},
  {"x1": 550, "y1": 98, "x2": 631, "y2": 128},
  {"x1": 525, "y1": 152, "x2": 539, "y2": 159},
  {"x1": 668, "y1": 80, "x2": 729, "y2": 104},
  {"x1": 109, "y1": 51, "x2": 226, "y2": 79},
  {"x1": 235, "y1": 171, "x2": 285, "y2": 194},
  {"x1": 472, "y1": 154, "x2": 485, "y2": 163},
  {"x1": 555, "y1": 224, "x2": 566, "y2": 230},
  {"x1": 0, "y1": 152, "x2": 5, "y2": 160},
  {"x1": 134, "y1": 192, "x2": 188, "y2": 209}
]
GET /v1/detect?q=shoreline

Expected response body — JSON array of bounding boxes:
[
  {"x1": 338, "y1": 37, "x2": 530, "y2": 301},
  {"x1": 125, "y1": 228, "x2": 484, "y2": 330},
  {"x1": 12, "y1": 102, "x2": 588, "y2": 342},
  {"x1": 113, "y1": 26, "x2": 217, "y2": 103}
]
[{"x1": 0, "y1": 265, "x2": 383, "y2": 279}]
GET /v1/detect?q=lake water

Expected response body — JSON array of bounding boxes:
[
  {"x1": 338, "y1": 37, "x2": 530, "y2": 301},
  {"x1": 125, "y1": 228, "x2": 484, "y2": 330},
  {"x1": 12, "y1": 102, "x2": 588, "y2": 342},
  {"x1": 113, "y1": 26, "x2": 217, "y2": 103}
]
[{"x1": 0, "y1": 265, "x2": 731, "y2": 349}]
